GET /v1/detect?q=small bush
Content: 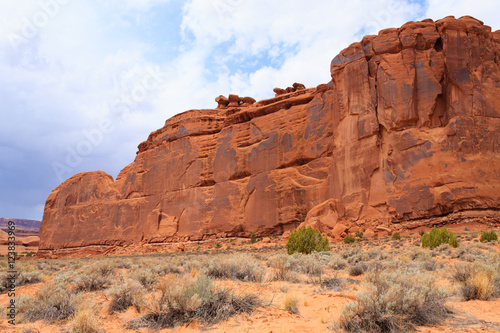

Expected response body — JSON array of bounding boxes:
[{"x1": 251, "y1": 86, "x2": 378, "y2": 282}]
[
  {"x1": 480, "y1": 231, "x2": 498, "y2": 243},
  {"x1": 206, "y1": 254, "x2": 264, "y2": 282},
  {"x1": 343, "y1": 236, "x2": 356, "y2": 244},
  {"x1": 267, "y1": 255, "x2": 295, "y2": 282},
  {"x1": 18, "y1": 282, "x2": 79, "y2": 323},
  {"x1": 452, "y1": 263, "x2": 499, "y2": 301},
  {"x1": 69, "y1": 308, "x2": 102, "y2": 333},
  {"x1": 286, "y1": 227, "x2": 330, "y2": 255},
  {"x1": 284, "y1": 294, "x2": 299, "y2": 314},
  {"x1": 107, "y1": 281, "x2": 145, "y2": 313},
  {"x1": 348, "y1": 263, "x2": 368, "y2": 277},
  {"x1": 355, "y1": 231, "x2": 363, "y2": 238},
  {"x1": 127, "y1": 274, "x2": 260, "y2": 329},
  {"x1": 250, "y1": 232, "x2": 257, "y2": 244},
  {"x1": 132, "y1": 269, "x2": 159, "y2": 291},
  {"x1": 421, "y1": 227, "x2": 458, "y2": 250},
  {"x1": 392, "y1": 232, "x2": 401, "y2": 240},
  {"x1": 338, "y1": 268, "x2": 448, "y2": 332},
  {"x1": 328, "y1": 254, "x2": 347, "y2": 270}
]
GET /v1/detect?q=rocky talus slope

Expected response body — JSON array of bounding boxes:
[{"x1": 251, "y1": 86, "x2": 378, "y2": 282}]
[{"x1": 39, "y1": 16, "x2": 500, "y2": 252}]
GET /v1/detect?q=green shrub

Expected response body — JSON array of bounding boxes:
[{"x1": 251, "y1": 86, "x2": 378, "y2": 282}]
[
  {"x1": 250, "y1": 232, "x2": 257, "y2": 244},
  {"x1": 355, "y1": 231, "x2": 363, "y2": 238},
  {"x1": 421, "y1": 227, "x2": 458, "y2": 250},
  {"x1": 392, "y1": 232, "x2": 401, "y2": 240},
  {"x1": 480, "y1": 231, "x2": 498, "y2": 243},
  {"x1": 343, "y1": 236, "x2": 356, "y2": 244},
  {"x1": 286, "y1": 227, "x2": 330, "y2": 255}
]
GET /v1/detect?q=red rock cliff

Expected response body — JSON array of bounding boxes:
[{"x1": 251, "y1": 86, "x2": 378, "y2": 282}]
[{"x1": 39, "y1": 16, "x2": 500, "y2": 250}]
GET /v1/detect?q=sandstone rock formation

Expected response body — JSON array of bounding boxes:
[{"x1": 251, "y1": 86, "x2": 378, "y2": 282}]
[{"x1": 39, "y1": 16, "x2": 500, "y2": 252}]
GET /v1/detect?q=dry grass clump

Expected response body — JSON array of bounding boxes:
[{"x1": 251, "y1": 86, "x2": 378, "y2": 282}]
[
  {"x1": 0, "y1": 269, "x2": 43, "y2": 293},
  {"x1": 267, "y1": 254, "x2": 299, "y2": 282},
  {"x1": 452, "y1": 263, "x2": 500, "y2": 301},
  {"x1": 74, "y1": 262, "x2": 115, "y2": 292},
  {"x1": 18, "y1": 282, "x2": 79, "y2": 323},
  {"x1": 338, "y1": 267, "x2": 448, "y2": 332},
  {"x1": 348, "y1": 263, "x2": 369, "y2": 277},
  {"x1": 206, "y1": 253, "x2": 264, "y2": 282},
  {"x1": 69, "y1": 307, "x2": 103, "y2": 333},
  {"x1": 328, "y1": 254, "x2": 347, "y2": 270},
  {"x1": 287, "y1": 253, "x2": 324, "y2": 279},
  {"x1": 107, "y1": 280, "x2": 146, "y2": 313},
  {"x1": 127, "y1": 274, "x2": 260, "y2": 329},
  {"x1": 132, "y1": 268, "x2": 159, "y2": 291},
  {"x1": 284, "y1": 293, "x2": 299, "y2": 314}
]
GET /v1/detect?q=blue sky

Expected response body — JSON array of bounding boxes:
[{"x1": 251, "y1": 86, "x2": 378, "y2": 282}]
[{"x1": 1, "y1": 0, "x2": 499, "y2": 221}]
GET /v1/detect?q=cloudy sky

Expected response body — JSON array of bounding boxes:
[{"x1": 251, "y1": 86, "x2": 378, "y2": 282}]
[{"x1": 1, "y1": 0, "x2": 499, "y2": 221}]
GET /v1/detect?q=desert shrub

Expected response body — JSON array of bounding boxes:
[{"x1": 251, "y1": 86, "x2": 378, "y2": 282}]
[
  {"x1": 343, "y1": 236, "x2": 356, "y2": 244},
  {"x1": 284, "y1": 294, "x2": 299, "y2": 314},
  {"x1": 267, "y1": 254, "x2": 295, "y2": 282},
  {"x1": 286, "y1": 227, "x2": 330, "y2": 255},
  {"x1": 391, "y1": 232, "x2": 400, "y2": 240},
  {"x1": 18, "y1": 282, "x2": 79, "y2": 323},
  {"x1": 74, "y1": 272, "x2": 112, "y2": 292},
  {"x1": 206, "y1": 254, "x2": 264, "y2": 282},
  {"x1": 328, "y1": 254, "x2": 347, "y2": 270},
  {"x1": 338, "y1": 268, "x2": 448, "y2": 332},
  {"x1": 421, "y1": 227, "x2": 458, "y2": 250},
  {"x1": 420, "y1": 258, "x2": 439, "y2": 272},
  {"x1": 452, "y1": 263, "x2": 500, "y2": 300},
  {"x1": 348, "y1": 263, "x2": 369, "y2": 277},
  {"x1": 69, "y1": 308, "x2": 102, "y2": 333},
  {"x1": 480, "y1": 231, "x2": 498, "y2": 243},
  {"x1": 108, "y1": 281, "x2": 145, "y2": 313},
  {"x1": 74, "y1": 262, "x2": 115, "y2": 292},
  {"x1": 250, "y1": 232, "x2": 257, "y2": 244},
  {"x1": 0, "y1": 270, "x2": 43, "y2": 293},
  {"x1": 132, "y1": 269, "x2": 159, "y2": 291},
  {"x1": 321, "y1": 276, "x2": 343, "y2": 291},
  {"x1": 355, "y1": 231, "x2": 363, "y2": 238},
  {"x1": 127, "y1": 274, "x2": 260, "y2": 329},
  {"x1": 287, "y1": 253, "x2": 323, "y2": 277}
]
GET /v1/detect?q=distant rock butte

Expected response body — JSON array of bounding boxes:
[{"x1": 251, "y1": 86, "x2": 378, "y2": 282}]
[{"x1": 39, "y1": 16, "x2": 500, "y2": 252}]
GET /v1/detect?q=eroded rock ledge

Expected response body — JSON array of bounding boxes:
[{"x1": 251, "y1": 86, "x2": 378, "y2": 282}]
[{"x1": 39, "y1": 16, "x2": 500, "y2": 253}]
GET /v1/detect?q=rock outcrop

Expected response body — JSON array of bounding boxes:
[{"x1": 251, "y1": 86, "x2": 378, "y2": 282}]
[{"x1": 39, "y1": 16, "x2": 500, "y2": 252}]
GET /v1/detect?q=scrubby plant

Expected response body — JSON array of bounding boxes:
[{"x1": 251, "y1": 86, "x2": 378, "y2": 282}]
[
  {"x1": 69, "y1": 308, "x2": 103, "y2": 333},
  {"x1": 348, "y1": 263, "x2": 368, "y2": 277},
  {"x1": 451, "y1": 263, "x2": 500, "y2": 301},
  {"x1": 132, "y1": 269, "x2": 159, "y2": 291},
  {"x1": 328, "y1": 254, "x2": 347, "y2": 270},
  {"x1": 343, "y1": 236, "x2": 356, "y2": 244},
  {"x1": 286, "y1": 227, "x2": 330, "y2": 255},
  {"x1": 127, "y1": 274, "x2": 260, "y2": 329},
  {"x1": 267, "y1": 254, "x2": 295, "y2": 282},
  {"x1": 107, "y1": 281, "x2": 145, "y2": 313},
  {"x1": 18, "y1": 282, "x2": 79, "y2": 323},
  {"x1": 421, "y1": 227, "x2": 458, "y2": 250},
  {"x1": 0, "y1": 270, "x2": 43, "y2": 293},
  {"x1": 392, "y1": 232, "x2": 401, "y2": 240},
  {"x1": 338, "y1": 267, "x2": 448, "y2": 332},
  {"x1": 480, "y1": 231, "x2": 498, "y2": 243},
  {"x1": 355, "y1": 231, "x2": 363, "y2": 238},
  {"x1": 206, "y1": 254, "x2": 264, "y2": 282},
  {"x1": 284, "y1": 294, "x2": 299, "y2": 314},
  {"x1": 250, "y1": 232, "x2": 257, "y2": 244}
]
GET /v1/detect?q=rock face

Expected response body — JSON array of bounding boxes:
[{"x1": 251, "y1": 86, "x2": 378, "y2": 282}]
[{"x1": 39, "y1": 16, "x2": 500, "y2": 251}]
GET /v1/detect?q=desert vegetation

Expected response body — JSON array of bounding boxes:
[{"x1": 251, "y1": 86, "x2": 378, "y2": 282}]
[{"x1": 1, "y1": 226, "x2": 499, "y2": 332}]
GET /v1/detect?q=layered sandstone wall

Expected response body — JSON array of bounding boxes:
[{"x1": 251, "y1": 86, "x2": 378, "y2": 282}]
[{"x1": 39, "y1": 16, "x2": 500, "y2": 250}]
